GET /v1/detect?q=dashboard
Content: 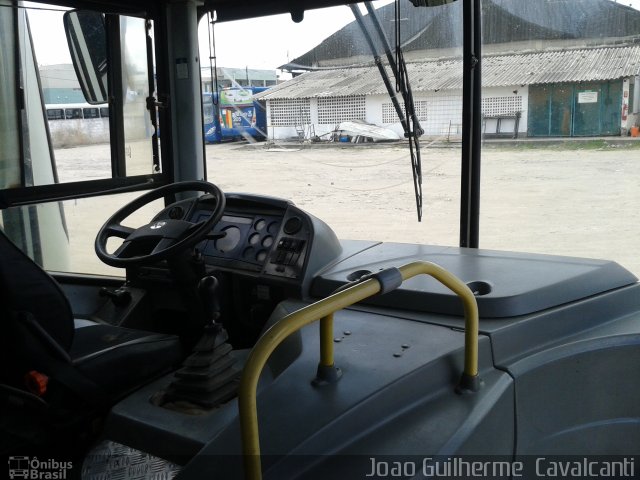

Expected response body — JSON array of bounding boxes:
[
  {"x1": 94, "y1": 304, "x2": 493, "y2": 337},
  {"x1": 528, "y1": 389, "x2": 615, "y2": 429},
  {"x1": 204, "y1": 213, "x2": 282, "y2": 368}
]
[
  {"x1": 132, "y1": 191, "x2": 343, "y2": 311},
  {"x1": 176, "y1": 193, "x2": 341, "y2": 292},
  {"x1": 194, "y1": 198, "x2": 308, "y2": 279},
  {"x1": 120, "y1": 192, "x2": 345, "y2": 347}
]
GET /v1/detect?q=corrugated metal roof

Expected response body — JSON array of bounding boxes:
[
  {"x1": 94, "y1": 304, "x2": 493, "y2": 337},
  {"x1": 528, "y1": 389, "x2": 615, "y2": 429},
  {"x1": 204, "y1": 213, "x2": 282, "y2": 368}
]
[
  {"x1": 260, "y1": 45, "x2": 640, "y2": 100},
  {"x1": 483, "y1": 45, "x2": 640, "y2": 86}
]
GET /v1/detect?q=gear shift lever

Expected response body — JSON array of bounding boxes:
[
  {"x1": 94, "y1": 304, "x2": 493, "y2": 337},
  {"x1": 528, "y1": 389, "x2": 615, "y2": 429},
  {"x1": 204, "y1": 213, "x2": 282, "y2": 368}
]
[
  {"x1": 192, "y1": 275, "x2": 227, "y2": 352},
  {"x1": 159, "y1": 275, "x2": 241, "y2": 409},
  {"x1": 198, "y1": 275, "x2": 221, "y2": 325}
]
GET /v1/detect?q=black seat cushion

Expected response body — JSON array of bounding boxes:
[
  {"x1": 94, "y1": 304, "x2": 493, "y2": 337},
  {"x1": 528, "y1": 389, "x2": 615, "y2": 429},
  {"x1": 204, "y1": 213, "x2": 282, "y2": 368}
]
[
  {"x1": 0, "y1": 228, "x2": 74, "y2": 351},
  {"x1": 0, "y1": 228, "x2": 182, "y2": 403},
  {"x1": 70, "y1": 324, "x2": 182, "y2": 398}
]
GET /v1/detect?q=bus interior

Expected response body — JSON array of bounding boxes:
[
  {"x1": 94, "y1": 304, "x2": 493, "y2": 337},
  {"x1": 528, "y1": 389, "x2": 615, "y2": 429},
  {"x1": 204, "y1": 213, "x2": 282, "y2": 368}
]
[{"x1": 1, "y1": 0, "x2": 639, "y2": 479}]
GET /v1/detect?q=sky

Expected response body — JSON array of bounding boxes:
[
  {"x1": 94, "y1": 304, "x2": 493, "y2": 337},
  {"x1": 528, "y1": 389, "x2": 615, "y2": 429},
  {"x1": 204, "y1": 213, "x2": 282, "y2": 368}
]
[
  {"x1": 24, "y1": 0, "x2": 640, "y2": 73},
  {"x1": 196, "y1": 2, "x2": 394, "y2": 72},
  {"x1": 25, "y1": 2, "x2": 389, "y2": 71}
]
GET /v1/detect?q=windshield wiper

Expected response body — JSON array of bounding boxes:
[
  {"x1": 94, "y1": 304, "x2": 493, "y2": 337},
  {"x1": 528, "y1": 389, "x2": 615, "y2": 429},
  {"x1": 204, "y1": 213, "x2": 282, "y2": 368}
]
[{"x1": 350, "y1": 2, "x2": 424, "y2": 221}]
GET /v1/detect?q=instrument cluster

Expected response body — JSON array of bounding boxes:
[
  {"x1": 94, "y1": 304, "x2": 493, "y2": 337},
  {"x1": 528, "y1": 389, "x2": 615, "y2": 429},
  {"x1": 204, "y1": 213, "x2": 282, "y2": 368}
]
[{"x1": 192, "y1": 199, "x2": 311, "y2": 281}]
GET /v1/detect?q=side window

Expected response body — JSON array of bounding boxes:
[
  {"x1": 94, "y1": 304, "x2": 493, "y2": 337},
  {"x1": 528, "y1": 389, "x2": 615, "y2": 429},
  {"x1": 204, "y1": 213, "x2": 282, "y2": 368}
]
[
  {"x1": 121, "y1": 16, "x2": 157, "y2": 177},
  {"x1": 0, "y1": 3, "x2": 162, "y2": 274},
  {"x1": 0, "y1": 3, "x2": 161, "y2": 195}
]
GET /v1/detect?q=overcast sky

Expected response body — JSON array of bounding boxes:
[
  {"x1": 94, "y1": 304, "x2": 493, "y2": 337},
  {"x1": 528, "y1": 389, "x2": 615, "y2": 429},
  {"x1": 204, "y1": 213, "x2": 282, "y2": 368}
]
[
  {"x1": 199, "y1": 0, "x2": 640, "y2": 72},
  {"x1": 26, "y1": 0, "x2": 640, "y2": 72},
  {"x1": 26, "y1": 2, "x2": 383, "y2": 70},
  {"x1": 196, "y1": 2, "x2": 393, "y2": 73}
]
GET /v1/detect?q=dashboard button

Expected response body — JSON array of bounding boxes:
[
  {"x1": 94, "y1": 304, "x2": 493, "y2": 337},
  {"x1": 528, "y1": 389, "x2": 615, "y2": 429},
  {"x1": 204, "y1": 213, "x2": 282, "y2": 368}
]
[
  {"x1": 267, "y1": 221, "x2": 280, "y2": 235},
  {"x1": 249, "y1": 233, "x2": 260, "y2": 245},
  {"x1": 254, "y1": 219, "x2": 266, "y2": 231},
  {"x1": 283, "y1": 217, "x2": 302, "y2": 235},
  {"x1": 262, "y1": 236, "x2": 274, "y2": 248},
  {"x1": 256, "y1": 250, "x2": 267, "y2": 262}
]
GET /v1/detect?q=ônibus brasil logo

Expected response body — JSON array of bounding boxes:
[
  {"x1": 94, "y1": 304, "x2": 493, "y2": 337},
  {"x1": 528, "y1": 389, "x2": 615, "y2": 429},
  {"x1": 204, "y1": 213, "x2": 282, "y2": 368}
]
[{"x1": 8, "y1": 457, "x2": 72, "y2": 479}]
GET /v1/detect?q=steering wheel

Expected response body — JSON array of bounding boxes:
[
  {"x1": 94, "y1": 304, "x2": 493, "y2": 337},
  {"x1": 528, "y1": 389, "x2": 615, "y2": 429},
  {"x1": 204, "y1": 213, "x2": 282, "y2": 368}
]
[{"x1": 95, "y1": 181, "x2": 225, "y2": 268}]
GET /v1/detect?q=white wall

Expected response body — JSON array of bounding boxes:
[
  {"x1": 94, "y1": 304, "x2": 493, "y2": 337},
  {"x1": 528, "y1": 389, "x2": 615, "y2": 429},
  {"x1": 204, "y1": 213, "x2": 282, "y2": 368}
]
[
  {"x1": 366, "y1": 95, "x2": 407, "y2": 138},
  {"x1": 265, "y1": 85, "x2": 529, "y2": 141},
  {"x1": 370, "y1": 92, "x2": 463, "y2": 138},
  {"x1": 481, "y1": 86, "x2": 529, "y2": 137},
  {"x1": 367, "y1": 87, "x2": 529, "y2": 139},
  {"x1": 48, "y1": 118, "x2": 110, "y2": 148},
  {"x1": 47, "y1": 103, "x2": 150, "y2": 148}
]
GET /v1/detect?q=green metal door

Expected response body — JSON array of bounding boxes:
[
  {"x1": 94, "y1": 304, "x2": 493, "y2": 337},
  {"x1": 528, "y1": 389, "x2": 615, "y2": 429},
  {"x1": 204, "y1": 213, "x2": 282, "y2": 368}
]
[
  {"x1": 528, "y1": 83, "x2": 573, "y2": 136},
  {"x1": 528, "y1": 85, "x2": 552, "y2": 136},
  {"x1": 600, "y1": 81, "x2": 622, "y2": 135},
  {"x1": 549, "y1": 85, "x2": 572, "y2": 136},
  {"x1": 573, "y1": 83, "x2": 601, "y2": 136},
  {"x1": 572, "y1": 81, "x2": 622, "y2": 136},
  {"x1": 529, "y1": 81, "x2": 622, "y2": 137}
]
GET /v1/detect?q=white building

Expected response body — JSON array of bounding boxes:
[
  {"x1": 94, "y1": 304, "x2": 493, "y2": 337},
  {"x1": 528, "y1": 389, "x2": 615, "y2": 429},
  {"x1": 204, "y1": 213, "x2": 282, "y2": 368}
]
[
  {"x1": 257, "y1": 45, "x2": 640, "y2": 141},
  {"x1": 257, "y1": 0, "x2": 640, "y2": 141}
]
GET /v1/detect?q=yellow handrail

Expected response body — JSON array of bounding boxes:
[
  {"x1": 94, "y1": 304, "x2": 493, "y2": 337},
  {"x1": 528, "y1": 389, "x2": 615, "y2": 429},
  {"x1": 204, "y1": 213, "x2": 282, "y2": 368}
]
[
  {"x1": 319, "y1": 313, "x2": 334, "y2": 368},
  {"x1": 238, "y1": 261, "x2": 480, "y2": 480}
]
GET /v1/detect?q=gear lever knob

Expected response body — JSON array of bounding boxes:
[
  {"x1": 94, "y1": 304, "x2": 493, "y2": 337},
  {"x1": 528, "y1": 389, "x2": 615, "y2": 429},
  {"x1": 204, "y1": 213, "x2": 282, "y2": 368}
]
[{"x1": 198, "y1": 275, "x2": 221, "y2": 324}]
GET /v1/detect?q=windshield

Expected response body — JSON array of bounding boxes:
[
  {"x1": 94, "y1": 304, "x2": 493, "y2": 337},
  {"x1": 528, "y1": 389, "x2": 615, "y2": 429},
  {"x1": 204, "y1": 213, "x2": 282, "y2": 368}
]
[
  {"x1": 0, "y1": 2, "x2": 161, "y2": 275},
  {"x1": 2, "y1": 0, "x2": 639, "y2": 278},
  {"x1": 198, "y1": 0, "x2": 640, "y2": 277}
]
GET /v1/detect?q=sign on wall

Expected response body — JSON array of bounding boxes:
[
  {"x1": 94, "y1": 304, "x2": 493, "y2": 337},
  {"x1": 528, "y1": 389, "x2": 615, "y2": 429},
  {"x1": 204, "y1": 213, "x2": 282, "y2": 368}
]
[{"x1": 578, "y1": 91, "x2": 598, "y2": 103}]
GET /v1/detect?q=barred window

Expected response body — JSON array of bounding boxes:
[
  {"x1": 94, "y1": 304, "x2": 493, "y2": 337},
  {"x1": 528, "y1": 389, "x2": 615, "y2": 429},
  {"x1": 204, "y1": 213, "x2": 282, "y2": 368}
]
[
  {"x1": 46, "y1": 108, "x2": 65, "y2": 120},
  {"x1": 422, "y1": 95, "x2": 463, "y2": 136},
  {"x1": 65, "y1": 108, "x2": 83, "y2": 119},
  {"x1": 82, "y1": 107, "x2": 100, "y2": 119},
  {"x1": 382, "y1": 100, "x2": 428, "y2": 124},
  {"x1": 482, "y1": 96, "x2": 523, "y2": 116},
  {"x1": 269, "y1": 98, "x2": 311, "y2": 127},
  {"x1": 317, "y1": 96, "x2": 365, "y2": 124}
]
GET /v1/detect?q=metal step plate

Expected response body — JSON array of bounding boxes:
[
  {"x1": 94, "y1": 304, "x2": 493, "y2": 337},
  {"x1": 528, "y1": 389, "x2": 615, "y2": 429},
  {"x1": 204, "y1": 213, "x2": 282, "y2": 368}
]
[{"x1": 82, "y1": 440, "x2": 181, "y2": 480}]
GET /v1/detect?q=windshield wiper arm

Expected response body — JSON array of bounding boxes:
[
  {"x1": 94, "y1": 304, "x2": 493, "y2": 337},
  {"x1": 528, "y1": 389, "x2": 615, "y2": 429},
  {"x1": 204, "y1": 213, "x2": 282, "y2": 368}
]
[
  {"x1": 350, "y1": 2, "x2": 423, "y2": 221},
  {"x1": 350, "y1": 4, "x2": 407, "y2": 132}
]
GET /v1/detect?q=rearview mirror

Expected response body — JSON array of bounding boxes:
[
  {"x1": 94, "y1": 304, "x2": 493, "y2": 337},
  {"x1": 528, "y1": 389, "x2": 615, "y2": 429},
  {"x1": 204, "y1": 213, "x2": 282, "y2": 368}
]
[{"x1": 63, "y1": 10, "x2": 108, "y2": 104}]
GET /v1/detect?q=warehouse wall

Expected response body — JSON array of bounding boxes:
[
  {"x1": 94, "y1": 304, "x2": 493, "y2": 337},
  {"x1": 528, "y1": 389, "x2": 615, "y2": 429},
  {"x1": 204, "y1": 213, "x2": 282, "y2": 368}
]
[{"x1": 264, "y1": 86, "x2": 529, "y2": 142}]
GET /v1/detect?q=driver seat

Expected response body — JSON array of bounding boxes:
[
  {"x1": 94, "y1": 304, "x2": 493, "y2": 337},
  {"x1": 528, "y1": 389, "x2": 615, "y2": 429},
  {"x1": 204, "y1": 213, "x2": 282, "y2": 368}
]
[{"x1": 0, "y1": 228, "x2": 183, "y2": 410}]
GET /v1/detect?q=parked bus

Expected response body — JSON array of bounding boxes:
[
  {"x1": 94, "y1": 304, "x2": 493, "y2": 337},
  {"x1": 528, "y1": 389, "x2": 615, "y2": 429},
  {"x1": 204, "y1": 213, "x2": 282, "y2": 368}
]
[
  {"x1": 45, "y1": 103, "x2": 109, "y2": 121},
  {"x1": 203, "y1": 87, "x2": 268, "y2": 143}
]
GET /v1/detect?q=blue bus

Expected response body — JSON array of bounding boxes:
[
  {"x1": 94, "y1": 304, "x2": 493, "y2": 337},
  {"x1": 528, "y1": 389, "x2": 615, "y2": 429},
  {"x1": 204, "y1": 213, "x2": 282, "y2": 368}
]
[{"x1": 203, "y1": 87, "x2": 268, "y2": 143}]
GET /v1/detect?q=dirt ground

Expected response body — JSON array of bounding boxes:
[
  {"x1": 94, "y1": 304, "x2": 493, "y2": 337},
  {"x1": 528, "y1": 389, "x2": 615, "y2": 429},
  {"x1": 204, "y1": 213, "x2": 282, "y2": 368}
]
[{"x1": 55, "y1": 140, "x2": 640, "y2": 277}]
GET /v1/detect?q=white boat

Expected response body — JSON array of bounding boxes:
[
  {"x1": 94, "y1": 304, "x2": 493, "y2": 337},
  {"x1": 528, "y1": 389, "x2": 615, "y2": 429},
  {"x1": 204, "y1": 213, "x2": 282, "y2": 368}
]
[{"x1": 336, "y1": 120, "x2": 401, "y2": 142}]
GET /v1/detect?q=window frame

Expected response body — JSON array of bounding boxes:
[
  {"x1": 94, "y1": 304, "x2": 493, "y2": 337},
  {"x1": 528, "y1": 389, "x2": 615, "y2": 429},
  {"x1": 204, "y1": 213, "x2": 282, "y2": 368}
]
[{"x1": 0, "y1": 4, "x2": 170, "y2": 209}]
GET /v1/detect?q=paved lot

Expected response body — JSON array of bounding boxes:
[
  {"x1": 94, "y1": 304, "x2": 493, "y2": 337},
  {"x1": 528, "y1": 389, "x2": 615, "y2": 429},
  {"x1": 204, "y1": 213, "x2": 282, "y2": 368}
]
[{"x1": 56, "y1": 140, "x2": 640, "y2": 276}]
